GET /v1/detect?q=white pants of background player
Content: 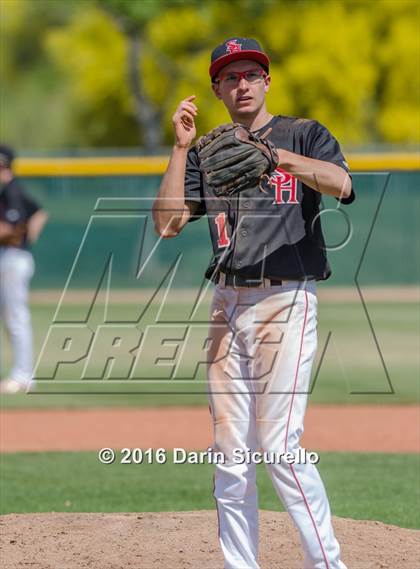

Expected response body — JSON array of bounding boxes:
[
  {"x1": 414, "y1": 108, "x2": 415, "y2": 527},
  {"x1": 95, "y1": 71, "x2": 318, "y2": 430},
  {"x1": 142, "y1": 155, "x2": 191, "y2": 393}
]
[
  {"x1": 0, "y1": 247, "x2": 34, "y2": 384},
  {"x1": 207, "y1": 280, "x2": 347, "y2": 569}
]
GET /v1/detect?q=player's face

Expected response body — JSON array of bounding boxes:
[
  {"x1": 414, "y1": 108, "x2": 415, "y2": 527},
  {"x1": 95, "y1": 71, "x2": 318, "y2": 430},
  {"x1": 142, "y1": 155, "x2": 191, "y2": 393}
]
[
  {"x1": 212, "y1": 60, "x2": 270, "y2": 117},
  {"x1": 0, "y1": 166, "x2": 11, "y2": 183}
]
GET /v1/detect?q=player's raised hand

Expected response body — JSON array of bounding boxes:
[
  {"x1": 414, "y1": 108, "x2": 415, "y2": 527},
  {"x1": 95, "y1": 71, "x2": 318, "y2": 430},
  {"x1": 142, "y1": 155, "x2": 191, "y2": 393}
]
[{"x1": 172, "y1": 95, "x2": 197, "y2": 148}]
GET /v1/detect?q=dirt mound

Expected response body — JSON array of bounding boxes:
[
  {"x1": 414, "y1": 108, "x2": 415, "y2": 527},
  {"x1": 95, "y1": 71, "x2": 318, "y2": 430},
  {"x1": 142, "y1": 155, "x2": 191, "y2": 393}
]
[{"x1": 1, "y1": 511, "x2": 418, "y2": 569}]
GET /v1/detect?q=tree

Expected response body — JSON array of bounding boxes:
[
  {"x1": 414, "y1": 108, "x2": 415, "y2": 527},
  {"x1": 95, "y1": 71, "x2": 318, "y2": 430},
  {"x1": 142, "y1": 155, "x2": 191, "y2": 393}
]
[
  {"x1": 0, "y1": 0, "x2": 80, "y2": 149},
  {"x1": 1, "y1": 0, "x2": 418, "y2": 150},
  {"x1": 96, "y1": 0, "x2": 175, "y2": 151}
]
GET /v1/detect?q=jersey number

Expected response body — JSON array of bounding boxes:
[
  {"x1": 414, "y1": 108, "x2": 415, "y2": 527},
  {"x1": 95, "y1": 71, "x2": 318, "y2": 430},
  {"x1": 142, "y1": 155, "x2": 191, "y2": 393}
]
[{"x1": 214, "y1": 212, "x2": 231, "y2": 248}]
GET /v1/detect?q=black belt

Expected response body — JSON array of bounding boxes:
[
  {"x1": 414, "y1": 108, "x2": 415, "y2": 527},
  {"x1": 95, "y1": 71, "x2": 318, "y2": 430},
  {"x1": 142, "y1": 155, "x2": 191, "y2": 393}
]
[{"x1": 215, "y1": 271, "x2": 285, "y2": 288}]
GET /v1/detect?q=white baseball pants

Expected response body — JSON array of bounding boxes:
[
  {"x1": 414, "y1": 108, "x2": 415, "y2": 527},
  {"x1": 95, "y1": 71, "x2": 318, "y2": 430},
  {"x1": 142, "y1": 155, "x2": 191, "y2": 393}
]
[
  {"x1": 207, "y1": 280, "x2": 347, "y2": 569},
  {"x1": 0, "y1": 247, "x2": 35, "y2": 384}
]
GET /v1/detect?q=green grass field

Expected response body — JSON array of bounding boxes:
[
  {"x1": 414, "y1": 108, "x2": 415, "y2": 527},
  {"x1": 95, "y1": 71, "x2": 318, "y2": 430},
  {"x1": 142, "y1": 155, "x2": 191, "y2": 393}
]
[
  {"x1": 1, "y1": 295, "x2": 418, "y2": 532},
  {"x1": 1, "y1": 451, "x2": 418, "y2": 529},
  {"x1": 1, "y1": 298, "x2": 418, "y2": 408}
]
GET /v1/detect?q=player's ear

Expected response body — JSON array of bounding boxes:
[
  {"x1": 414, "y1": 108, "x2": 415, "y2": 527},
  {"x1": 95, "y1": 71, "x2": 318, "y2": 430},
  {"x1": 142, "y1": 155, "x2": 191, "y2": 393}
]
[
  {"x1": 212, "y1": 81, "x2": 222, "y2": 99},
  {"x1": 264, "y1": 74, "x2": 271, "y2": 94}
]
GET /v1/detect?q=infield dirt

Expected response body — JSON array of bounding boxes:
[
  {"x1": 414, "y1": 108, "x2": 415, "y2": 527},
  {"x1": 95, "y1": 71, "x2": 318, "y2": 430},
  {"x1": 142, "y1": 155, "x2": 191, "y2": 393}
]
[
  {"x1": 1, "y1": 404, "x2": 419, "y2": 453},
  {"x1": 1, "y1": 510, "x2": 419, "y2": 569}
]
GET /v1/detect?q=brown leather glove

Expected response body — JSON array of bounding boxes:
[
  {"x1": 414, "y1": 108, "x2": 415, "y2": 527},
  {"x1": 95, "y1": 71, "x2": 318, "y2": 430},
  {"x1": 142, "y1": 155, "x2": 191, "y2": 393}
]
[
  {"x1": 196, "y1": 123, "x2": 279, "y2": 197},
  {"x1": 0, "y1": 222, "x2": 27, "y2": 247}
]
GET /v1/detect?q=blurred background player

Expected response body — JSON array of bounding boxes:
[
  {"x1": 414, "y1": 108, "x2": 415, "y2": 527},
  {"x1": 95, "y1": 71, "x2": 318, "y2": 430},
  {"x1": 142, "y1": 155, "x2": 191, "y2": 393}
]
[{"x1": 0, "y1": 144, "x2": 48, "y2": 394}]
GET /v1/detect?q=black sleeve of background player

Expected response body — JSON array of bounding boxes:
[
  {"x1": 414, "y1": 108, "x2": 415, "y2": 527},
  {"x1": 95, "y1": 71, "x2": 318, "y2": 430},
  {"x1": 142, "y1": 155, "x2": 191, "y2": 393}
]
[
  {"x1": 24, "y1": 193, "x2": 41, "y2": 219},
  {"x1": 306, "y1": 121, "x2": 355, "y2": 205},
  {"x1": 1, "y1": 181, "x2": 41, "y2": 224},
  {"x1": 184, "y1": 147, "x2": 206, "y2": 222}
]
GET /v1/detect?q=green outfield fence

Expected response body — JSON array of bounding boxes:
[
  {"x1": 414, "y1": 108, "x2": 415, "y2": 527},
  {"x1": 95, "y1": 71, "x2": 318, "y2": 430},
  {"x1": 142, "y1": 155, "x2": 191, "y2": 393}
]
[{"x1": 15, "y1": 155, "x2": 420, "y2": 289}]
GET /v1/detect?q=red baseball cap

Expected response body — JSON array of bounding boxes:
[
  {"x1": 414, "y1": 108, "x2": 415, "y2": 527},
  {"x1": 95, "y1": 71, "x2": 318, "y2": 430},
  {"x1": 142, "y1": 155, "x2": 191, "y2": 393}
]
[{"x1": 209, "y1": 37, "x2": 270, "y2": 81}]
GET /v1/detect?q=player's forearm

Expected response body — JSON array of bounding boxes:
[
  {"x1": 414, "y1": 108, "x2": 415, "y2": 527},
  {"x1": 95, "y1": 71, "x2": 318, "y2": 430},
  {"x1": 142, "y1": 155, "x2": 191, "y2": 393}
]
[
  {"x1": 153, "y1": 145, "x2": 191, "y2": 237},
  {"x1": 277, "y1": 149, "x2": 352, "y2": 199},
  {"x1": 27, "y1": 210, "x2": 48, "y2": 244}
]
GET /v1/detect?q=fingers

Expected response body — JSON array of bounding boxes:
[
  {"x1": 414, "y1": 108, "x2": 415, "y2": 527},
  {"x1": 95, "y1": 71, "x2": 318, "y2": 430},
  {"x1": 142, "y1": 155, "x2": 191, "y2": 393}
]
[
  {"x1": 172, "y1": 97, "x2": 198, "y2": 146},
  {"x1": 173, "y1": 96, "x2": 198, "y2": 122},
  {"x1": 180, "y1": 114, "x2": 194, "y2": 130},
  {"x1": 178, "y1": 103, "x2": 198, "y2": 121},
  {"x1": 179, "y1": 110, "x2": 196, "y2": 128},
  {"x1": 183, "y1": 102, "x2": 198, "y2": 115},
  {"x1": 180, "y1": 106, "x2": 195, "y2": 124}
]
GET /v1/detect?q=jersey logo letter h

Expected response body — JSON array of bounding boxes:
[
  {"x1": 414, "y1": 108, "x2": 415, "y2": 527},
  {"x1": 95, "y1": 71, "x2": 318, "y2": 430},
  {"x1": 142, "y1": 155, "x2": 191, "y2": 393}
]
[{"x1": 270, "y1": 168, "x2": 299, "y2": 204}]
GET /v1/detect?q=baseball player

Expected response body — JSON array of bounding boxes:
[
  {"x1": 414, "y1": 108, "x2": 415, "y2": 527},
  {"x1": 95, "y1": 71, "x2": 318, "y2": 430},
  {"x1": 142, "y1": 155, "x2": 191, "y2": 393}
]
[
  {"x1": 0, "y1": 145, "x2": 48, "y2": 394},
  {"x1": 153, "y1": 38, "x2": 354, "y2": 569}
]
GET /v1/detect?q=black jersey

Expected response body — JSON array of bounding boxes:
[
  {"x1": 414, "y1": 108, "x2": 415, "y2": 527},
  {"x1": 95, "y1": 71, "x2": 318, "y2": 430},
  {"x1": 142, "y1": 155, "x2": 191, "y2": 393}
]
[
  {"x1": 184, "y1": 115, "x2": 355, "y2": 281},
  {"x1": 0, "y1": 178, "x2": 41, "y2": 249}
]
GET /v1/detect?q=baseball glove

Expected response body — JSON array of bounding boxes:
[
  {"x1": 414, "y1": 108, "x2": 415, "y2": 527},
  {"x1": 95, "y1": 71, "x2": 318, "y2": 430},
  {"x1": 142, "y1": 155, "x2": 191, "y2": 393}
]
[
  {"x1": 196, "y1": 123, "x2": 279, "y2": 197},
  {"x1": 0, "y1": 222, "x2": 27, "y2": 247}
]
